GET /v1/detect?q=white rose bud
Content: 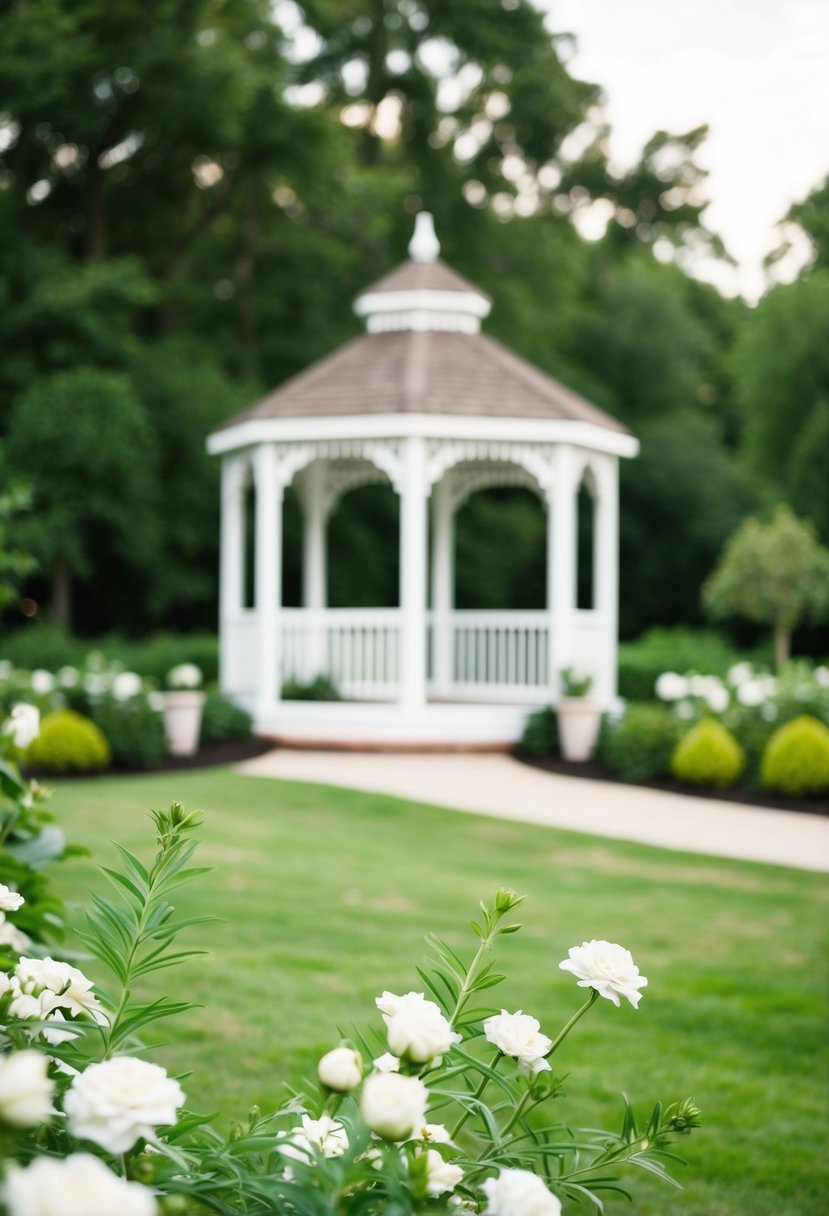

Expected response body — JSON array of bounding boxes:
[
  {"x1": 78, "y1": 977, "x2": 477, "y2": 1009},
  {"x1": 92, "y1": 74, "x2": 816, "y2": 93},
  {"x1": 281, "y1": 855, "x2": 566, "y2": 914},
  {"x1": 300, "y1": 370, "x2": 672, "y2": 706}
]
[
  {"x1": 559, "y1": 940, "x2": 648, "y2": 1009},
  {"x1": 424, "y1": 1149, "x2": 464, "y2": 1197},
  {"x1": 360, "y1": 1072, "x2": 428, "y2": 1141},
  {"x1": 372, "y1": 1052, "x2": 400, "y2": 1073},
  {"x1": 318, "y1": 1045, "x2": 362, "y2": 1092},
  {"x1": 376, "y1": 991, "x2": 461, "y2": 1063},
  {"x1": 2, "y1": 704, "x2": 40, "y2": 751},
  {"x1": 0, "y1": 1051, "x2": 54, "y2": 1127},
  {"x1": 482, "y1": 1167, "x2": 562, "y2": 1216},
  {"x1": 483, "y1": 1010, "x2": 552, "y2": 1075},
  {"x1": 64, "y1": 1056, "x2": 184, "y2": 1153},
  {"x1": 3, "y1": 1153, "x2": 157, "y2": 1216}
]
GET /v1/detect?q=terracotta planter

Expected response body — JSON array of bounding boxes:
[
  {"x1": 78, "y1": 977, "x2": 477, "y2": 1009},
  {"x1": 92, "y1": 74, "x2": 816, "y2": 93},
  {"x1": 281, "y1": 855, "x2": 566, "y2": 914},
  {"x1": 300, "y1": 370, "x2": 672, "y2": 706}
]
[
  {"x1": 557, "y1": 698, "x2": 601, "y2": 762},
  {"x1": 163, "y1": 690, "x2": 205, "y2": 757}
]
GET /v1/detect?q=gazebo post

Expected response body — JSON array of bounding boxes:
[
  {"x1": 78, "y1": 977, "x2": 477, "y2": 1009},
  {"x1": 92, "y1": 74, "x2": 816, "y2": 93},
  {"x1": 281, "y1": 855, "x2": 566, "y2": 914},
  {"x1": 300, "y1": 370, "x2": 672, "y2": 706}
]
[
  {"x1": 594, "y1": 458, "x2": 619, "y2": 705},
  {"x1": 254, "y1": 443, "x2": 282, "y2": 716},
  {"x1": 431, "y1": 474, "x2": 454, "y2": 697},
  {"x1": 549, "y1": 445, "x2": 578, "y2": 696},
  {"x1": 219, "y1": 456, "x2": 245, "y2": 692},
  {"x1": 400, "y1": 436, "x2": 428, "y2": 710},
  {"x1": 301, "y1": 460, "x2": 328, "y2": 678}
]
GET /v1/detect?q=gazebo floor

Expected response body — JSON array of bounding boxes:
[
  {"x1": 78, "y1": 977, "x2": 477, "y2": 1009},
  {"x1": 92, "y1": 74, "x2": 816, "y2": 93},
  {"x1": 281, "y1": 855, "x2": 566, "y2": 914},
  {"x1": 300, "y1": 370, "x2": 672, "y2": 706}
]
[{"x1": 252, "y1": 698, "x2": 542, "y2": 751}]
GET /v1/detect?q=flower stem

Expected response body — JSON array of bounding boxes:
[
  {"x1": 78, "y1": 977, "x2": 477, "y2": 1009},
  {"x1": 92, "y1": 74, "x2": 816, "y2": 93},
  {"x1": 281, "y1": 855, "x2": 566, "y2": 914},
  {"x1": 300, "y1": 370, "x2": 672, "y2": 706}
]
[
  {"x1": 450, "y1": 1050, "x2": 502, "y2": 1139},
  {"x1": 546, "y1": 989, "x2": 599, "y2": 1059}
]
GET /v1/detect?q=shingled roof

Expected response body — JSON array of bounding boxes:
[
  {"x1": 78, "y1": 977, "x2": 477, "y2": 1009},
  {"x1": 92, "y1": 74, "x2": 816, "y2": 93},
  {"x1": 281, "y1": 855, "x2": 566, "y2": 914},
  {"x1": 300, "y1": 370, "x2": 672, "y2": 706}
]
[
  {"x1": 218, "y1": 326, "x2": 629, "y2": 434},
  {"x1": 360, "y1": 257, "x2": 492, "y2": 301}
]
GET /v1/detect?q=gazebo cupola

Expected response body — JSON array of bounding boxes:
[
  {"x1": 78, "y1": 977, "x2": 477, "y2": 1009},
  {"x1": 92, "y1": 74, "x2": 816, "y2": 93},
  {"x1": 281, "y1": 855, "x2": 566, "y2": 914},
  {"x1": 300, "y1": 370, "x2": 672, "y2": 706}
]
[{"x1": 207, "y1": 214, "x2": 638, "y2": 746}]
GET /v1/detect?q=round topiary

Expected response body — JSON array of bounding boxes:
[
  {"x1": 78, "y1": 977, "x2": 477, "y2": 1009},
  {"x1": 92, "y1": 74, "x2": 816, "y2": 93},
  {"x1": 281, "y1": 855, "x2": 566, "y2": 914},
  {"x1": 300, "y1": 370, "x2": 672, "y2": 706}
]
[
  {"x1": 24, "y1": 709, "x2": 111, "y2": 774},
  {"x1": 760, "y1": 715, "x2": 829, "y2": 797},
  {"x1": 670, "y1": 719, "x2": 745, "y2": 789}
]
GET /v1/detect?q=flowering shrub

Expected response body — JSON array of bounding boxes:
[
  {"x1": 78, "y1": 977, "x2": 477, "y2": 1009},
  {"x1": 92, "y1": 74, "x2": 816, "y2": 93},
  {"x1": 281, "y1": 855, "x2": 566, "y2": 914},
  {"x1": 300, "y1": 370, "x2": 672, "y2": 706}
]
[{"x1": 0, "y1": 731, "x2": 701, "y2": 1215}]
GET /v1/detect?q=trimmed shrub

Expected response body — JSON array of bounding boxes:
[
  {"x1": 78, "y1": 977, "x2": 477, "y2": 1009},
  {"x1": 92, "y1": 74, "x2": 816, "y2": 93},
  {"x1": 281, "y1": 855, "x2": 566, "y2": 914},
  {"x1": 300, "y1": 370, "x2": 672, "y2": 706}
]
[
  {"x1": 618, "y1": 627, "x2": 738, "y2": 702},
  {"x1": 671, "y1": 720, "x2": 745, "y2": 789},
  {"x1": 519, "y1": 706, "x2": 559, "y2": 756},
  {"x1": 200, "y1": 692, "x2": 253, "y2": 745},
  {"x1": 281, "y1": 675, "x2": 341, "y2": 701},
  {"x1": 24, "y1": 709, "x2": 111, "y2": 774},
  {"x1": 600, "y1": 704, "x2": 680, "y2": 782},
  {"x1": 761, "y1": 715, "x2": 829, "y2": 797},
  {"x1": 87, "y1": 694, "x2": 166, "y2": 770}
]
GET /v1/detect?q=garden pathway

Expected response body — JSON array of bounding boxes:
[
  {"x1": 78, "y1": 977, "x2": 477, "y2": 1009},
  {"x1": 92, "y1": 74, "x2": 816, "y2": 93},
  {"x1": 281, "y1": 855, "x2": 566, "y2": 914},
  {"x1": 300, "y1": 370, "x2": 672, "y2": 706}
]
[{"x1": 236, "y1": 750, "x2": 829, "y2": 872}]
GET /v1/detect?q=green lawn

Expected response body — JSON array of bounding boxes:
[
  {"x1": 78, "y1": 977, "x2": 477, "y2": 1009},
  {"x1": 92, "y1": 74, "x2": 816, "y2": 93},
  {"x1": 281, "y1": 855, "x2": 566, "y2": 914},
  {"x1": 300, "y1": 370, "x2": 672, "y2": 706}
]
[{"x1": 49, "y1": 768, "x2": 828, "y2": 1216}]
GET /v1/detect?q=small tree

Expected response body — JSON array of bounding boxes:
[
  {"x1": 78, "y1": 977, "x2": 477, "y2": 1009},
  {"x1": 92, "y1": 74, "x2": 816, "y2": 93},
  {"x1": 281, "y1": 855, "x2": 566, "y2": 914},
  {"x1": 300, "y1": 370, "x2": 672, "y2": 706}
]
[
  {"x1": 703, "y1": 504, "x2": 829, "y2": 669},
  {"x1": 0, "y1": 445, "x2": 37, "y2": 614}
]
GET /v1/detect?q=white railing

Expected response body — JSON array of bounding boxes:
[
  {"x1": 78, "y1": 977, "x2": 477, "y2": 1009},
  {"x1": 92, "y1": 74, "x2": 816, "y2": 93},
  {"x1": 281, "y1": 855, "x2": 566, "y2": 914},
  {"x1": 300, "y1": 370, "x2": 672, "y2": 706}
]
[
  {"x1": 429, "y1": 610, "x2": 550, "y2": 701},
  {"x1": 280, "y1": 608, "x2": 401, "y2": 701},
  {"x1": 221, "y1": 611, "x2": 259, "y2": 701}
]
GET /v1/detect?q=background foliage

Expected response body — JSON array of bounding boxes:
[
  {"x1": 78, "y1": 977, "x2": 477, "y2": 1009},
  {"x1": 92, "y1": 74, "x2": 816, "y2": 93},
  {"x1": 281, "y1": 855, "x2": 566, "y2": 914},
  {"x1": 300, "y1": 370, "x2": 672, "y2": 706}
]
[{"x1": 0, "y1": 0, "x2": 827, "y2": 653}]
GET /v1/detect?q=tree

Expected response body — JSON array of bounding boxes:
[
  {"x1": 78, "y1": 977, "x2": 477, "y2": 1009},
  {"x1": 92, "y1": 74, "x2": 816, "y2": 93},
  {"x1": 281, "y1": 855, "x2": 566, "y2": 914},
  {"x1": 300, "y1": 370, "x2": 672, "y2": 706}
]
[
  {"x1": 703, "y1": 505, "x2": 829, "y2": 669},
  {"x1": 0, "y1": 448, "x2": 37, "y2": 615}
]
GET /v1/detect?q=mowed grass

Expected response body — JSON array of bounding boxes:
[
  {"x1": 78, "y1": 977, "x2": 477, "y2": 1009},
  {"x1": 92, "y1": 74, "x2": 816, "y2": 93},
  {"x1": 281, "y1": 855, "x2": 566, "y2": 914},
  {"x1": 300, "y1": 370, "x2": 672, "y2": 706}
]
[{"x1": 49, "y1": 768, "x2": 828, "y2": 1216}]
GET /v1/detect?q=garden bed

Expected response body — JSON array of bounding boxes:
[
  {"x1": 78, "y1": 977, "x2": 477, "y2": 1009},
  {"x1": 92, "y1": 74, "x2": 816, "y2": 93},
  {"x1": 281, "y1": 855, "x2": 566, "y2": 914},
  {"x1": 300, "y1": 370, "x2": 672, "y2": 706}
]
[
  {"x1": 515, "y1": 751, "x2": 829, "y2": 816},
  {"x1": 23, "y1": 736, "x2": 272, "y2": 780}
]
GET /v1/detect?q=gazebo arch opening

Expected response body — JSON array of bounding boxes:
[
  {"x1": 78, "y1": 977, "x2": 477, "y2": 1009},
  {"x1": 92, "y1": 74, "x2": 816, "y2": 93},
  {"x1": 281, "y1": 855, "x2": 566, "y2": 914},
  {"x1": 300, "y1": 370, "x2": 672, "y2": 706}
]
[{"x1": 209, "y1": 212, "x2": 638, "y2": 745}]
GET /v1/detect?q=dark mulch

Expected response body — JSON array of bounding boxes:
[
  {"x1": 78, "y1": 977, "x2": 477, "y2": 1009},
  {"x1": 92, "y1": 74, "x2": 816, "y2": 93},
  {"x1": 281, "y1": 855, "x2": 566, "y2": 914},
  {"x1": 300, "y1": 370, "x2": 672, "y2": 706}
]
[
  {"x1": 514, "y1": 752, "x2": 829, "y2": 818},
  {"x1": 23, "y1": 738, "x2": 273, "y2": 781}
]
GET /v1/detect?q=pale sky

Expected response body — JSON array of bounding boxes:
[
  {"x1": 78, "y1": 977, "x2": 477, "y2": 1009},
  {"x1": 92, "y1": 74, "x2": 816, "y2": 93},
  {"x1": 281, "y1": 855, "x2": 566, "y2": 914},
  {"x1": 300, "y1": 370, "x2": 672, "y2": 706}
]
[{"x1": 546, "y1": 0, "x2": 829, "y2": 300}]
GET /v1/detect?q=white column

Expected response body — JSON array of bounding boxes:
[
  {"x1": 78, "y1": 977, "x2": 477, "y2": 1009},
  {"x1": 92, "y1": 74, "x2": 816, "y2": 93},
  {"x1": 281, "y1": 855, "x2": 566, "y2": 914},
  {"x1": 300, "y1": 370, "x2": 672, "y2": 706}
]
[
  {"x1": 254, "y1": 443, "x2": 282, "y2": 716},
  {"x1": 219, "y1": 456, "x2": 245, "y2": 693},
  {"x1": 302, "y1": 461, "x2": 327, "y2": 678},
  {"x1": 431, "y1": 474, "x2": 454, "y2": 696},
  {"x1": 400, "y1": 436, "x2": 428, "y2": 711},
  {"x1": 549, "y1": 446, "x2": 578, "y2": 697},
  {"x1": 594, "y1": 457, "x2": 619, "y2": 706}
]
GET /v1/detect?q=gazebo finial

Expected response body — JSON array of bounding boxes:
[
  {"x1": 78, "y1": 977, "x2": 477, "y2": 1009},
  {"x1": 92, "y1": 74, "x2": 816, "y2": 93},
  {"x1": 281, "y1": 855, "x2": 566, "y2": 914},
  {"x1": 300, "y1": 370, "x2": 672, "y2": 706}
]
[{"x1": 408, "y1": 211, "x2": 440, "y2": 262}]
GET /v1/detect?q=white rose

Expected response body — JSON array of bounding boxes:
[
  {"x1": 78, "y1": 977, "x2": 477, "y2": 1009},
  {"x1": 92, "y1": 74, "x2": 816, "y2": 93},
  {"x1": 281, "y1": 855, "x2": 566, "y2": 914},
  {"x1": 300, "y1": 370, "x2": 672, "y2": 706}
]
[
  {"x1": 290, "y1": 1113, "x2": 349, "y2": 1158},
  {"x1": 318, "y1": 1045, "x2": 362, "y2": 1092},
  {"x1": 424, "y1": 1149, "x2": 464, "y2": 1197},
  {"x1": 3, "y1": 1153, "x2": 157, "y2": 1216},
  {"x1": 372, "y1": 1052, "x2": 401, "y2": 1073},
  {"x1": 15, "y1": 957, "x2": 107, "y2": 1024},
  {"x1": 376, "y1": 990, "x2": 461, "y2": 1063},
  {"x1": 482, "y1": 1168, "x2": 562, "y2": 1216},
  {"x1": 0, "y1": 884, "x2": 25, "y2": 912},
  {"x1": 30, "y1": 670, "x2": 55, "y2": 695},
  {"x1": 360, "y1": 1072, "x2": 428, "y2": 1140},
  {"x1": 0, "y1": 1051, "x2": 54, "y2": 1127},
  {"x1": 483, "y1": 1010, "x2": 552, "y2": 1075},
  {"x1": 415, "y1": 1121, "x2": 454, "y2": 1144},
  {"x1": 0, "y1": 918, "x2": 31, "y2": 954},
  {"x1": 64, "y1": 1056, "x2": 184, "y2": 1153},
  {"x1": 3, "y1": 703, "x2": 40, "y2": 750},
  {"x1": 559, "y1": 940, "x2": 648, "y2": 1009},
  {"x1": 113, "y1": 672, "x2": 143, "y2": 700}
]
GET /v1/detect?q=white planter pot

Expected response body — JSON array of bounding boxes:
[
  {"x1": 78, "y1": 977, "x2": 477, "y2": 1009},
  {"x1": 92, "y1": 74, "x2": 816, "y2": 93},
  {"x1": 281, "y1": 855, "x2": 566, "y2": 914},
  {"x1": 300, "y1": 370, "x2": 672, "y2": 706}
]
[
  {"x1": 557, "y1": 698, "x2": 602, "y2": 762},
  {"x1": 163, "y1": 691, "x2": 206, "y2": 757}
]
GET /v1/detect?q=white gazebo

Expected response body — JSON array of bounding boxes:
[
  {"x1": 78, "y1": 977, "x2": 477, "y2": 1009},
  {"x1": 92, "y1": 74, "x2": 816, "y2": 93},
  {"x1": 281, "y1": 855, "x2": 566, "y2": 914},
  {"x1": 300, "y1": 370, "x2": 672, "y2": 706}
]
[{"x1": 207, "y1": 214, "x2": 638, "y2": 746}]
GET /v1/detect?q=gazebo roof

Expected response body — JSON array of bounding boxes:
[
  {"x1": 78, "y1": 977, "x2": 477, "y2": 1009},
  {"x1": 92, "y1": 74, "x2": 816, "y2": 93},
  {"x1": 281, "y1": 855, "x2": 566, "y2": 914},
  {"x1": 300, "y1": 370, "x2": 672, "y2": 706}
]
[
  {"x1": 216, "y1": 212, "x2": 629, "y2": 438},
  {"x1": 218, "y1": 328, "x2": 628, "y2": 433}
]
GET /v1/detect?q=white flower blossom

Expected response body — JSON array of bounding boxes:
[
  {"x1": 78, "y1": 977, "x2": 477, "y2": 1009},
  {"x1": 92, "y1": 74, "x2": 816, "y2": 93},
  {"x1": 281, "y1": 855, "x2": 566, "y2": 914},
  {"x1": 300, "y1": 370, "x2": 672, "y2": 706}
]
[
  {"x1": 736, "y1": 679, "x2": 765, "y2": 707},
  {"x1": 57, "y1": 666, "x2": 80, "y2": 688},
  {"x1": 167, "y1": 663, "x2": 202, "y2": 689},
  {"x1": 414, "y1": 1121, "x2": 455, "y2": 1145},
  {"x1": 2, "y1": 704, "x2": 40, "y2": 750},
  {"x1": 287, "y1": 1113, "x2": 349, "y2": 1158},
  {"x1": 815, "y1": 666, "x2": 829, "y2": 689},
  {"x1": 423, "y1": 1149, "x2": 464, "y2": 1196},
  {"x1": 372, "y1": 1052, "x2": 401, "y2": 1073},
  {"x1": 376, "y1": 990, "x2": 461, "y2": 1063},
  {"x1": 704, "y1": 684, "x2": 729, "y2": 713},
  {"x1": 360, "y1": 1072, "x2": 428, "y2": 1140},
  {"x1": 559, "y1": 940, "x2": 648, "y2": 1009},
  {"x1": 112, "y1": 671, "x2": 143, "y2": 700},
  {"x1": 761, "y1": 702, "x2": 779, "y2": 721},
  {"x1": 482, "y1": 1168, "x2": 562, "y2": 1216},
  {"x1": 483, "y1": 1010, "x2": 552, "y2": 1075},
  {"x1": 15, "y1": 957, "x2": 107, "y2": 1024},
  {"x1": 0, "y1": 1051, "x2": 54, "y2": 1127},
  {"x1": 727, "y1": 662, "x2": 753, "y2": 686},
  {"x1": 148, "y1": 691, "x2": 166, "y2": 712},
  {"x1": 0, "y1": 919, "x2": 32, "y2": 954},
  {"x1": 64, "y1": 1056, "x2": 184, "y2": 1153},
  {"x1": 3, "y1": 1153, "x2": 157, "y2": 1216},
  {"x1": 674, "y1": 699, "x2": 696, "y2": 721},
  {"x1": 318, "y1": 1045, "x2": 362, "y2": 1092},
  {"x1": 30, "y1": 670, "x2": 55, "y2": 695},
  {"x1": 0, "y1": 884, "x2": 25, "y2": 912},
  {"x1": 83, "y1": 673, "x2": 106, "y2": 696},
  {"x1": 655, "y1": 672, "x2": 687, "y2": 702}
]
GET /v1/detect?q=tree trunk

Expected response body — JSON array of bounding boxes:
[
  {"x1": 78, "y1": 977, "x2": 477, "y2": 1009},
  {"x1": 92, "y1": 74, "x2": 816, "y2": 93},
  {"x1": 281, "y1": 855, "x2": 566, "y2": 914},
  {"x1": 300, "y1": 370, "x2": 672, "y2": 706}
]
[
  {"x1": 52, "y1": 554, "x2": 73, "y2": 631},
  {"x1": 773, "y1": 621, "x2": 790, "y2": 671}
]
